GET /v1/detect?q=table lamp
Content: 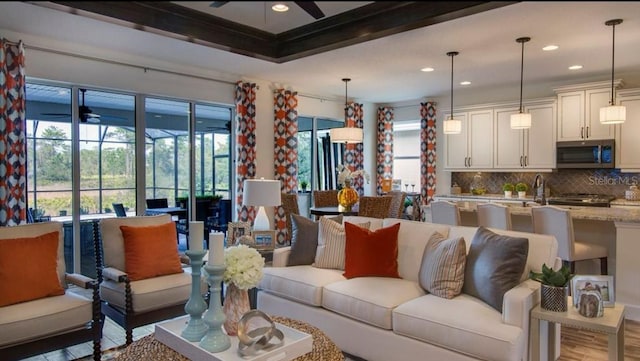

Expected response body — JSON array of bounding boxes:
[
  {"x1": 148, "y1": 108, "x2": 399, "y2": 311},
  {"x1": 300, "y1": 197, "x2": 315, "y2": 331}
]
[{"x1": 242, "y1": 178, "x2": 281, "y2": 231}]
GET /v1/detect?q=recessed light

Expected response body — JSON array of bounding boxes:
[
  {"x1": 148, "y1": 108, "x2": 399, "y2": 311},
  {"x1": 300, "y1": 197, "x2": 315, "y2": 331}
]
[
  {"x1": 421, "y1": 67, "x2": 434, "y2": 72},
  {"x1": 460, "y1": 81, "x2": 471, "y2": 86},
  {"x1": 568, "y1": 65, "x2": 583, "y2": 70},
  {"x1": 272, "y1": 3, "x2": 289, "y2": 12},
  {"x1": 543, "y1": 45, "x2": 559, "y2": 51}
]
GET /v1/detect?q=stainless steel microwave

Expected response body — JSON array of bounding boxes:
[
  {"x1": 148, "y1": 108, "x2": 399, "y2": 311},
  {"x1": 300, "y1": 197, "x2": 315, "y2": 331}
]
[{"x1": 556, "y1": 139, "x2": 615, "y2": 168}]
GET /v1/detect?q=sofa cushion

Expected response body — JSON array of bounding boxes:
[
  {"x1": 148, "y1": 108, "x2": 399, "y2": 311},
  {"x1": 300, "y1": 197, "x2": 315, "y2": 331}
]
[
  {"x1": 343, "y1": 222, "x2": 401, "y2": 279},
  {"x1": 120, "y1": 222, "x2": 184, "y2": 281},
  {"x1": 314, "y1": 218, "x2": 369, "y2": 270},
  {"x1": 418, "y1": 232, "x2": 467, "y2": 299},
  {"x1": 393, "y1": 293, "x2": 524, "y2": 361},
  {"x1": 322, "y1": 277, "x2": 425, "y2": 329},
  {"x1": 343, "y1": 216, "x2": 383, "y2": 231},
  {"x1": 259, "y1": 265, "x2": 345, "y2": 306},
  {"x1": 382, "y1": 219, "x2": 451, "y2": 281},
  {"x1": 462, "y1": 227, "x2": 529, "y2": 311},
  {"x1": 287, "y1": 214, "x2": 342, "y2": 266},
  {"x1": 0, "y1": 231, "x2": 65, "y2": 307}
]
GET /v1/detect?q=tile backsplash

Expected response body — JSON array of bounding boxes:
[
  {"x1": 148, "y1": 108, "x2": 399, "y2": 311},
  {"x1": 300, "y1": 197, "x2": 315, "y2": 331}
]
[{"x1": 451, "y1": 169, "x2": 640, "y2": 197}]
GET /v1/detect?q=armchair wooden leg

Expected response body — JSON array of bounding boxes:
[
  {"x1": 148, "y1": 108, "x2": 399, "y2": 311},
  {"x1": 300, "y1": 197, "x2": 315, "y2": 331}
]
[{"x1": 600, "y1": 257, "x2": 608, "y2": 275}]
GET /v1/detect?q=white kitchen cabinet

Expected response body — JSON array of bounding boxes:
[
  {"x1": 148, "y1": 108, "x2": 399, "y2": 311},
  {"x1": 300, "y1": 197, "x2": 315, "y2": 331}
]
[
  {"x1": 494, "y1": 101, "x2": 556, "y2": 170},
  {"x1": 615, "y1": 90, "x2": 640, "y2": 171},
  {"x1": 444, "y1": 109, "x2": 493, "y2": 170},
  {"x1": 556, "y1": 82, "x2": 619, "y2": 141}
]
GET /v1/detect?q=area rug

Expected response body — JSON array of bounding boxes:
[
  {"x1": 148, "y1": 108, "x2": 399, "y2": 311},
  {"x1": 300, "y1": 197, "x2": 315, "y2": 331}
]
[{"x1": 73, "y1": 346, "x2": 126, "y2": 361}]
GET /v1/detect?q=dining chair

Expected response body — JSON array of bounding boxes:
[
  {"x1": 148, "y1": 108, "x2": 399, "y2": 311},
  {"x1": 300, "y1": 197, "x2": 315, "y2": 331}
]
[
  {"x1": 429, "y1": 200, "x2": 461, "y2": 226},
  {"x1": 358, "y1": 196, "x2": 393, "y2": 219},
  {"x1": 281, "y1": 193, "x2": 300, "y2": 244},
  {"x1": 477, "y1": 203, "x2": 512, "y2": 230},
  {"x1": 387, "y1": 191, "x2": 407, "y2": 218},
  {"x1": 313, "y1": 190, "x2": 339, "y2": 208},
  {"x1": 531, "y1": 205, "x2": 608, "y2": 275}
]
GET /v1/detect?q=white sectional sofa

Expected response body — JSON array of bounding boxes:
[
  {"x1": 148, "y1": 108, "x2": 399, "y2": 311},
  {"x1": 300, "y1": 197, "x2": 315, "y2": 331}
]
[{"x1": 257, "y1": 216, "x2": 560, "y2": 361}]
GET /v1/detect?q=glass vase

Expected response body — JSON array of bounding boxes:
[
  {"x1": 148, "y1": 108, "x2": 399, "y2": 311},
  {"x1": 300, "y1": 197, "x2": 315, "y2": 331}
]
[
  {"x1": 222, "y1": 282, "x2": 250, "y2": 336},
  {"x1": 337, "y1": 179, "x2": 359, "y2": 212}
]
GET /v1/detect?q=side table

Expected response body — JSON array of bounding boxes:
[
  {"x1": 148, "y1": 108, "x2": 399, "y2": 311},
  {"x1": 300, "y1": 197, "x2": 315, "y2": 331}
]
[{"x1": 530, "y1": 296, "x2": 625, "y2": 361}]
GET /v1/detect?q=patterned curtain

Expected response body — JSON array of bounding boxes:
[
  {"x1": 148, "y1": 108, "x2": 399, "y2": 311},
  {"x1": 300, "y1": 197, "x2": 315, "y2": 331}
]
[
  {"x1": 376, "y1": 107, "x2": 393, "y2": 195},
  {"x1": 273, "y1": 89, "x2": 298, "y2": 245},
  {"x1": 0, "y1": 39, "x2": 26, "y2": 226},
  {"x1": 235, "y1": 81, "x2": 257, "y2": 223},
  {"x1": 420, "y1": 102, "x2": 437, "y2": 206},
  {"x1": 344, "y1": 102, "x2": 364, "y2": 195}
]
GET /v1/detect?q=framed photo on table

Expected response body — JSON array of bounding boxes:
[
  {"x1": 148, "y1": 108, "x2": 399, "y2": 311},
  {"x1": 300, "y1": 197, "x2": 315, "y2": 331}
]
[
  {"x1": 228, "y1": 222, "x2": 251, "y2": 245},
  {"x1": 251, "y1": 230, "x2": 276, "y2": 251},
  {"x1": 571, "y1": 275, "x2": 615, "y2": 308}
]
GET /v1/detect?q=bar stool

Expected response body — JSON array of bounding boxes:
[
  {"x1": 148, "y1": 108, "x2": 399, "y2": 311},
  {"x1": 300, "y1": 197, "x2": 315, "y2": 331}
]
[
  {"x1": 429, "y1": 200, "x2": 461, "y2": 226},
  {"x1": 477, "y1": 203, "x2": 512, "y2": 230},
  {"x1": 531, "y1": 205, "x2": 608, "y2": 274}
]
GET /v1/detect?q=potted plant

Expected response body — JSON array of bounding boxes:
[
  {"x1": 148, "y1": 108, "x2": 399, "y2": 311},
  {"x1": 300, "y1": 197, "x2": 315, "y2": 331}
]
[
  {"x1": 300, "y1": 180, "x2": 309, "y2": 192},
  {"x1": 529, "y1": 263, "x2": 574, "y2": 312},
  {"x1": 515, "y1": 182, "x2": 528, "y2": 199},
  {"x1": 502, "y1": 183, "x2": 514, "y2": 198}
]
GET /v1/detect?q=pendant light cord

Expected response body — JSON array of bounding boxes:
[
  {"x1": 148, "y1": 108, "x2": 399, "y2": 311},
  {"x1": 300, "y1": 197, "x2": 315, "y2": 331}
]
[
  {"x1": 610, "y1": 22, "x2": 616, "y2": 105},
  {"x1": 446, "y1": 52, "x2": 458, "y2": 119},
  {"x1": 342, "y1": 78, "x2": 350, "y2": 122},
  {"x1": 515, "y1": 37, "x2": 530, "y2": 113}
]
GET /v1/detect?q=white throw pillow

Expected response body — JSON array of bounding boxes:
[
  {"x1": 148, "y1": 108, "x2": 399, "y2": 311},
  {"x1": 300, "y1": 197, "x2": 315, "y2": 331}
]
[{"x1": 314, "y1": 217, "x2": 369, "y2": 270}]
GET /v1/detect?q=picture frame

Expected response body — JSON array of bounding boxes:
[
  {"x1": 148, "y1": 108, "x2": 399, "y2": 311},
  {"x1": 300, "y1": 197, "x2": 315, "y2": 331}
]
[
  {"x1": 251, "y1": 230, "x2": 276, "y2": 251},
  {"x1": 227, "y1": 222, "x2": 251, "y2": 245},
  {"x1": 571, "y1": 275, "x2": 615, "y2": 308}
]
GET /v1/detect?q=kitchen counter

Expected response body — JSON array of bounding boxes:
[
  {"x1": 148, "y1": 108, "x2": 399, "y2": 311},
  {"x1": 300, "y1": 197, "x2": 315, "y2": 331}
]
[{"x1": 611, "y1": 198, "x2": 640, "y2": 207}]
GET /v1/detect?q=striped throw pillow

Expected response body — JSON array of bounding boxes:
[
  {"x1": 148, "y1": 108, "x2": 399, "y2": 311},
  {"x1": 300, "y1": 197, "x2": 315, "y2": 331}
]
[
  {"x1": 418, "y1": 232, "x2": 467, "y2": 299},
  {"x1": 314, "y1": 218, "x2": 370, "y2": 270}
]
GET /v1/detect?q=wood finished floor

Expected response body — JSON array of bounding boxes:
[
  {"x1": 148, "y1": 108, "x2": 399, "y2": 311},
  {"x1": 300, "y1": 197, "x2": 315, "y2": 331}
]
[{"x1": 20, "y1": 318, "x2": 640, "y2": 360}]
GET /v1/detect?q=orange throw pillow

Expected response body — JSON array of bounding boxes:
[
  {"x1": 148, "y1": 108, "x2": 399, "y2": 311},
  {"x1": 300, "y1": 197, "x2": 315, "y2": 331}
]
[
  {"x1": 0, "y1": 231, "x2": 65, "y2": 307},
  {"x1": 343, "y1": 222, "x2": 401, "y2": 279},
  {"x1": 120, "y1": 222, "x2": 183, "y2": 281}
]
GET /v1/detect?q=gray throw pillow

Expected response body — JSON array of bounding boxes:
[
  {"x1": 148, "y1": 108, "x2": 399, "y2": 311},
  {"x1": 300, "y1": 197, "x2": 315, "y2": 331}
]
[
  {"x1": 462, "y1": 226, "x2": 528, "y2": 311},
  {"x1": 287, "y1": 214, "x2": 342, "y2": 266}
]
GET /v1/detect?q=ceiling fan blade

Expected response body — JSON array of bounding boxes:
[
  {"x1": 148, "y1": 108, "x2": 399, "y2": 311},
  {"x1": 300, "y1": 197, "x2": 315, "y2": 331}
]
[
  {"x1": 209, "y1": 1, "x2": 229, "y2": 8},
  {"x1": 295, "y1": 1, "x2": 325, "y2": 20}
]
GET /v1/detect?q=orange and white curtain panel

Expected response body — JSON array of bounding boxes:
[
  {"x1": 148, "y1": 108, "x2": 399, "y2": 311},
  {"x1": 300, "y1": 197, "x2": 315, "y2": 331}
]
[
  {"x1": 235, "y1": 81, "x2": 257, "y2": 223},
  {"x1": 420, "y1": 102, "x2": 437, "y2": 206},
  {"x1": 273, "y1": 89, "x2": 298, "y2": 245},
  {"x1": 344, "y1": 102, "x2": 364, "y2": 195},
  {"x1": 0, "y1": 39, "x2": 26, "y2": 226},
  {"x1": 376, "y1": 107, "x2": 393, "y2": 195}
]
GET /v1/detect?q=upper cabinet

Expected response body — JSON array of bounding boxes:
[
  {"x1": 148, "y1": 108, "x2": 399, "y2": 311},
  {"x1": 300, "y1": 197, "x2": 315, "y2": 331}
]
[
  {"x1": 555, "y1": 80, "x2": 621, "y2": 141},
  {"x1": 444, "y1": 109, "x2": 493, "y2": 170},
  {"x1": 616, "y1": 89, "x2": 640, "y2": 171}
]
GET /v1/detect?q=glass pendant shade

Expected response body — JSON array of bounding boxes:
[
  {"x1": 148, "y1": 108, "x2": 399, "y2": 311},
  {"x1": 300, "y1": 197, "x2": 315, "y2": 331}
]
[
  {"x1": 600, "y1": 19, "x2": 625, "y2": 124},
  {"x1": 443, "y1": 117, "x2": 462, "y2": 134},
  {"x1": 510, "y1": 112, "x2": 532, "y2": 129}
]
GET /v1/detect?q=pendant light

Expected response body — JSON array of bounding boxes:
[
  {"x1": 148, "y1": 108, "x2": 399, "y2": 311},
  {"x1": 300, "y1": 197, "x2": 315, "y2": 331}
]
[
  {"x1": 443, "y1": 51, "x2": 462, "y2": 134},
  {"x1": 330, "y1": 78, "x2": 363, "y2": 143},
  {"x1": 600, "y1": 19, "x2": 625, "y2": 124},
  {"x1": 510, "y1": 37, "x2": 532, "y2": 129}
]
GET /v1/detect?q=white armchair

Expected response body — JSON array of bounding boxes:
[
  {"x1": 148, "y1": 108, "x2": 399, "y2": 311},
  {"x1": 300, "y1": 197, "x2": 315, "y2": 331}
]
[{"x1": 0, "y1": 221, "x2": 102, "y2": 361}]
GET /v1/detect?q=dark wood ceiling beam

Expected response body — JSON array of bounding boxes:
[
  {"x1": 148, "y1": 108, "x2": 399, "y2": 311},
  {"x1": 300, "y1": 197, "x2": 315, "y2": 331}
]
[{"x1": 40, "y1": 1, "x2": 518, "y2": 63}]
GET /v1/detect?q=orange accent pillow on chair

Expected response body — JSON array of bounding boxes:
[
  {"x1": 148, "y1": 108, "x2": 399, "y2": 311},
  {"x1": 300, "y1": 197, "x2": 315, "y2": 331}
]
[
  {"x1": 120, "y1": 222, "x2": 183, "y2": 281},
  {"x1": 0, "y1": 231, "x2": 65, "y2": 307},
  {"x1": 343, "y1": 222, "x2": 401, "y2": 279}
]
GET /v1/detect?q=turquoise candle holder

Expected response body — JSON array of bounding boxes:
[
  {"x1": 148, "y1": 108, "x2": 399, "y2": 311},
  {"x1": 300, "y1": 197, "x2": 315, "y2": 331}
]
[
  {"x1": 199, "y1": 264, "x2": 231, "y2": 353},
  {"x1": 180, "y1": 250, "x2": 208, "y2": 341}
]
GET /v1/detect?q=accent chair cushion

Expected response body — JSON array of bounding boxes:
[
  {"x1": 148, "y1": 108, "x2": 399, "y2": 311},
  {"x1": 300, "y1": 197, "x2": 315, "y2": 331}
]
[
  {"x1": 287, "y1": 214, "x2": 342, "y2": 266},
  {"x1": 120, "y1": 222, "x2": 183, "y2": 281},
  {"x1": 462, "y1": 226, "x2": 529, "y2": 311},
  {"x1": 343, "y1": 222, "x2": 401, "y2": 279},
  {"x1": 314, "y1": 217, "x2": 369, "y2": 270},
  {"x1": 0, "y1": 231, "x2": 65, "y2": 307},
  {"x1": 418, "y1": 232, "x2": 467, "y2": 299}
]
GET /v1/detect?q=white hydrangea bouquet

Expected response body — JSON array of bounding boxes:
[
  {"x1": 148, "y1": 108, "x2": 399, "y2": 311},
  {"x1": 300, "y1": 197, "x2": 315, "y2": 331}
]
[
  {"x1": 223, "y1": 244, "x2": 265, "y2": 290},
  {"x1": 336, "y1": 164, "x2": 371, "y2": 187}
]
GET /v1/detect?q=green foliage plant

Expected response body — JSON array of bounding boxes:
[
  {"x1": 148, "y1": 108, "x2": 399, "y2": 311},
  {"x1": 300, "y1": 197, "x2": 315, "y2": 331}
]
[
  {"x1": 502, "y1": 183, "x2": 515, "y2": 192},
  {"x1": 515, "y1": 182, "x2": 528, "y2": 192},
  {"x1": 300, "y1": 180, "x2": 308, "y2": 190},
  {"x1": 529, "y1": 263, "x2": 574, "y2": 287}
]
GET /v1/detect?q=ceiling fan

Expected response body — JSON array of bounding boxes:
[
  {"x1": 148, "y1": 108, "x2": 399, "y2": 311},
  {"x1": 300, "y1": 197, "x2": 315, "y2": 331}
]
[
  {"x1": 210, "y1": 2, "x2": 325, "y2": 20},
  {"x1": 41, "y1": 88, "x2": 101, "y2": 123}
]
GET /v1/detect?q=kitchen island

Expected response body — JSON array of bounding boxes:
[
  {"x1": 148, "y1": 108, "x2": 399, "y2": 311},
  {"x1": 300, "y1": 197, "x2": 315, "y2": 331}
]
[{"x1": 430, "y1": 193, "x2": 640, "y2": 321}]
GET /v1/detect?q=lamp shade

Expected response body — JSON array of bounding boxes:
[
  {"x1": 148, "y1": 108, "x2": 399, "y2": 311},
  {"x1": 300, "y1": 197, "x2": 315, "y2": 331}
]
[
  {"x1": 443, "y1": 117, "x2": 462, "y2": 134},
  {"x1": 330, "y1": 127, "x2": 363, "y2": 143},
  {"x1": 600, "y1": 105, "x2": 626, "y2": 124},
  {"x1": 242, "y1": 178, "x2": 281, "y2": 231},
  {"x1": 510, "y1": 112, "x2": 532, "y2": 129}
]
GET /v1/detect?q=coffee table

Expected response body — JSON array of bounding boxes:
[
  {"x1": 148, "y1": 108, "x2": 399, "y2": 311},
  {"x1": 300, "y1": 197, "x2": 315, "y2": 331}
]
[{"x1": 113, "y1": 315, "x2": 344, "y2": 361}]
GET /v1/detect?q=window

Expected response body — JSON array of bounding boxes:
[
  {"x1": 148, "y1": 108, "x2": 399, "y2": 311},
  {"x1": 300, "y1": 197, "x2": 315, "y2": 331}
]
[
  {"x1": 393, "y1": 121, "x2": 421, "y2": 193},
  {"x1": 297, "y1": 116, "x2": 344, "y2": 192}
]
